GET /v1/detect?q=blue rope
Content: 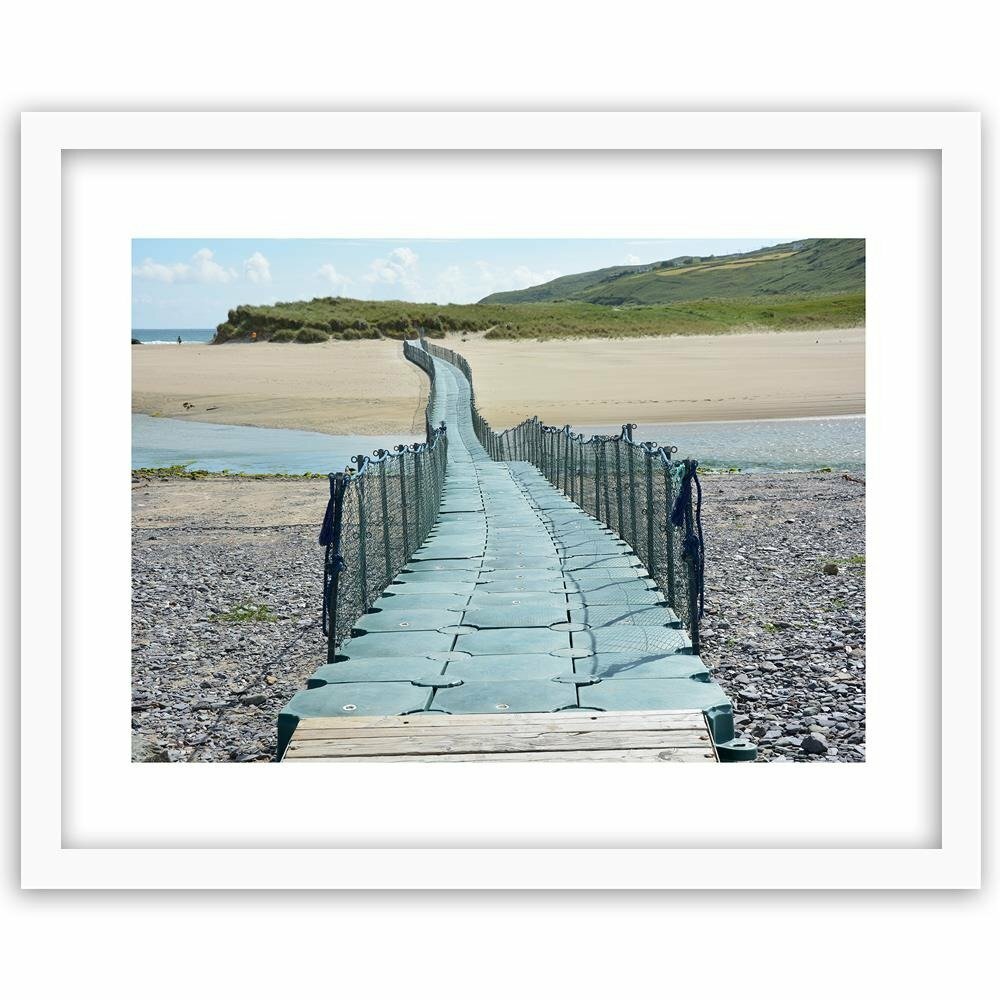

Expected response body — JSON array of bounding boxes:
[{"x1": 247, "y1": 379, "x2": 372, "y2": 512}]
[
  {"x1": 318, "y1": 473, "x2": 338, "y2": 546},
  {"x1": 670, "y1": 461, "x2": 706, "y2": 620},
  {"x1": 669, "y1": 467, "x2": 691, "y2": 529},
  {"x1": 691, "y1": 463, "x2": 705, "y2": 618},
  {"x1": 319, "y1": 474, "x2": 349, "y2": 639}
]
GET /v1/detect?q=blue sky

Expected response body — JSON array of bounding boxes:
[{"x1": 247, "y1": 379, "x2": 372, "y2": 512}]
[{"x1": 131, "y1": 238, "x2": 789, "y2": 328}]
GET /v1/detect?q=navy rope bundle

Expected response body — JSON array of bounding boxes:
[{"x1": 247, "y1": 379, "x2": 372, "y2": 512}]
[
  {"x1": 670, "y1": 460, "x2": 706, "y2": 620},
  {"x1": 319, "y1": 474, "x2": 348, "y2": 638},
  {"x1": 318, "y1": 474, "x2": 338, "y2": 546}
]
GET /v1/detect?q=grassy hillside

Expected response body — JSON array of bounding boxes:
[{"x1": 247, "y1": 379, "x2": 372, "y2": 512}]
[
  {"x1": 480, "y1": 238, "x2": 865, "y2": 306},
  {"x1": 213, "y1": 291, "x2": 864, "y2": 344}
]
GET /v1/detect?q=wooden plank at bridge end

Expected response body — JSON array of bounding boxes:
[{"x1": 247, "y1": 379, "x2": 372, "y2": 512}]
[{"x1": 282, "y1": 709, "x2": 719, "y2": 762}]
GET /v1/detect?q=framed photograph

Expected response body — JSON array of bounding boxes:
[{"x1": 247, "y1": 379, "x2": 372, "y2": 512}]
[{"x1": 20, "y1": 111, "x2": 980, "y2": 888}]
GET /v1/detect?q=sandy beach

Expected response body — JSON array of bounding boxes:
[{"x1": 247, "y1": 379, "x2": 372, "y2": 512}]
[
  {"x1": 132, "y1": 328, "x2": 864, "y2": 434},
  {"x1": 132, "y1": 340, "x2": 428, "y2": 436},
  {"x1": 453, "y1": 328, "x2": 865, "y2": 427}
]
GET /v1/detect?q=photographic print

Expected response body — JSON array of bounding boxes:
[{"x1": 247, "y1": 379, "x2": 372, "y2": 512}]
[{"x1": 131, "y1": 237, "x2": 866, "y2": 764}]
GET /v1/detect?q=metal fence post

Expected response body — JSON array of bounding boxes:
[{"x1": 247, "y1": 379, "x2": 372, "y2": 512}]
[
  {"x1": 627, "y1": 443, "x2": 638, "y2": 552},
  {"x1": 644, "y1": 450, "x2": 656, "y2": 577},
  {"x1": 413, "y1": 446, "x2": 423, "y2": 543},
  {"x1": 379, "y1": 457, "x2": 391, "y2": 582},
  {"x1": 602, "y1": 444, "x2": 612, "y2": 535},
  {"x1": 357, "y1": 474, "x2": 368, "y2": 612},
  {"x1": 594, "y1": 441, "x2": 602, "y2": 521},
  {"x1": 398, "y1": 448, "x2": 410, "y2": 557},
  {"x1": 614, "y1": 439, "x2": 625, "y2": 537},
  {"x1": 664, "y1": 460, "x2": 676, "y2": 606},
  {"x1": 562, "y1": 427, "x2": 570, "y2": 495}
]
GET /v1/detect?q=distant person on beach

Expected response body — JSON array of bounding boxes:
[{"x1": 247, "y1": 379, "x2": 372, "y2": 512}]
[{"x1": 177, "y1": 335, "x2": 182, "y2": 344}]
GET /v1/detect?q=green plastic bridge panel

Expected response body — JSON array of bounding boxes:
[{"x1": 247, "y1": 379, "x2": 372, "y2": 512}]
[{"x1": 275, "y1": 344, "x2": 754, "y2": 762}]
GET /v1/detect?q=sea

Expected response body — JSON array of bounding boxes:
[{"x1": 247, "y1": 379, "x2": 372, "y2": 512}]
[
  {"x1": 132, "y1": 412, "x2": 865, "y2": 476},
  {"x1": 132, "y1": 328, "x2": 215, "y2": 344},
  {"x1": 579, "y1": 414, "x2": 865, "y2": 473},
  {"x1": 131, "y1": 415, "x2": 410, "y2": 476}
]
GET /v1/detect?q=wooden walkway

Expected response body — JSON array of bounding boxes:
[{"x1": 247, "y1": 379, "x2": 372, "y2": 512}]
[{"x1": 283, "y1": 709, "x2": 718, "y2": 762}]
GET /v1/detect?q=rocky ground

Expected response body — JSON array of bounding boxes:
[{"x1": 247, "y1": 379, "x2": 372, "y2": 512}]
[
  {"x1": 131, "y1": 477, "x2": 329, "y2": 762},
  {"x1": 698, "y1": 472, "x2": 866, "y2": 762},
  {"x1": 131, "y1": 471, "x2": 865, "y2": 763}
]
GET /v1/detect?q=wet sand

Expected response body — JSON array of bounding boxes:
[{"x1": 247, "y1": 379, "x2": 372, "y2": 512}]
[{"x1": 132, "y1": 328, "x2": 864, "y2": 434}]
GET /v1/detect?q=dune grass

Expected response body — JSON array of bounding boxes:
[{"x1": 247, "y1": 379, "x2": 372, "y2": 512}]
[{"x1": 213, "y1": 292, "x2": 864, "y2": 344}]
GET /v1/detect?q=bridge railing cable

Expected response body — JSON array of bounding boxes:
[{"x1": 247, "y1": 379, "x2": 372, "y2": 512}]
[
  {"x1": 420, "y1": 337, "x2": 705, "y2": 652},
  {"x1": 319, "y1": 340, "x2": 447, "y2": 662}
]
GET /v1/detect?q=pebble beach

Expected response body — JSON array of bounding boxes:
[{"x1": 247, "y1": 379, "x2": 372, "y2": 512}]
[{"x1": 131, "y1": 470, "x2": 865, "y2": 762}]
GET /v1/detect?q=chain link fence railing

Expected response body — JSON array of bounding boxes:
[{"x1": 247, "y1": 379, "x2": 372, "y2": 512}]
[
  {"x1": 320, "y1": 340, "x2": 447, "y2": 661},
  {"x1": 420, "y1": 337, "x2": 705, "y2": 651}
]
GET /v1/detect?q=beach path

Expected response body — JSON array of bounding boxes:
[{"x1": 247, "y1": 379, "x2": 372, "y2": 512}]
[{"x1": 277, "y1": 346, "x2": 748, "y2": 762}]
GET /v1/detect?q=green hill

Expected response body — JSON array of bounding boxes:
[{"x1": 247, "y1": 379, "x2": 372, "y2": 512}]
[
  {"x1": 479, "y1": 238, "x2": 865, "y2": 306},
  {"x1": 212, "y1": 239, "x2": 864, "y2": 345}
]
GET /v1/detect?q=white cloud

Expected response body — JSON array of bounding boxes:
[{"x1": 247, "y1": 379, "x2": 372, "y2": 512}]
[
  {"x1": 474, "y1": 260, "x2": 557, "y2": 289},
  {"x1": 189, "y1": 248, "x2": 237, "y2": 283},
  {"x1": 317, "y1": 263, "x2": 354, "y2": 293},
  {"x1": 624, "y1": 254, "x2": 641, "y2": 265},
  {"x1": 510, "y1": 265, "x2": 559, "y2": 288},
  {"x1": 421, "y1": 260, "x2": 563, "y2": 303},
  {"x1": 431, "y1": 264, "x2": 466, "y2": 302},
  {"x1": 439, "y1": 264, "x2": 463, "y2": 283},
  {"x1": 132, "y1": 247, "x2": 237, "y2": 284},
  {"x1": 390, "y1": 246, "x2": 417, "y2": 269},
  {"x1": 132, "y1": 259, "x2": 190, "y2": 283},
  {"x1": 243, "y1": 251, "x2": 271, "y2": 284},
  {"x1": 363, "y1": 246, "x2": 420, "y2": 292}
]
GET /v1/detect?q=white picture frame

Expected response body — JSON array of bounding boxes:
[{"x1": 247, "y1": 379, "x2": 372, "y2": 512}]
[{"x1": 20, "y1": 111, "x2": 981, "y2": 889}]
